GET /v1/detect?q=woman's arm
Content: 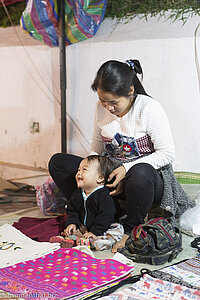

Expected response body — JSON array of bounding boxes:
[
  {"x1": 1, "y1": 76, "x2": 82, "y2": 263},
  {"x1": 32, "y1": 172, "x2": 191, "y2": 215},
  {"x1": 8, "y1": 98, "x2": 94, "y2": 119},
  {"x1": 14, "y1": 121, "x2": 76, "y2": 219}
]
[
  {"x1": 124, "y1": 100, "x2": 175, "y2": 172},
  {"x1": 90, "y1": 102, "x2": 105, "y2": 155}
]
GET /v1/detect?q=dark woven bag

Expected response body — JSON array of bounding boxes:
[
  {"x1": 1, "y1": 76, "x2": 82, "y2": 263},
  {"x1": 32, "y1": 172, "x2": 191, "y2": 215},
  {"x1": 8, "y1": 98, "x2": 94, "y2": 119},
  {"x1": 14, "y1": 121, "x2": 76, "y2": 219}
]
[{"x1": 120, "y1": 217, "x2": 182, "y2": 265}]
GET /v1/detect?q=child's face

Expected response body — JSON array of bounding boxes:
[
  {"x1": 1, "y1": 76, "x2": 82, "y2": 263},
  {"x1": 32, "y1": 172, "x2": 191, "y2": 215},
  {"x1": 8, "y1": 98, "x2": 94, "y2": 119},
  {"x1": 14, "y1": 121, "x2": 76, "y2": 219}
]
[{"x1": 76, "y1": 159, "x2": 103, "y2": 193}]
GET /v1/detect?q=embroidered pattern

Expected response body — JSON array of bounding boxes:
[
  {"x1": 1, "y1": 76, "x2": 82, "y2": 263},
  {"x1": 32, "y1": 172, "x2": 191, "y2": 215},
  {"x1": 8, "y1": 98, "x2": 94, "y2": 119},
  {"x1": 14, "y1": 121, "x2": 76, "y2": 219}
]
[
  {"x1": 101, "y1": 255, "x2": 200, "y2": 300},
  {"x1": 101, "y1": 274, "x2": 200, "y2": 299},
  {"x1": 102, "y1": 133, "x2": 154, "y2": 162},
  {"x1": 0, "y1": 224, "x2": 60, "y2": 269},
  {"x1": 162, "y1": 254, "x2": 200, "y2": 289}
]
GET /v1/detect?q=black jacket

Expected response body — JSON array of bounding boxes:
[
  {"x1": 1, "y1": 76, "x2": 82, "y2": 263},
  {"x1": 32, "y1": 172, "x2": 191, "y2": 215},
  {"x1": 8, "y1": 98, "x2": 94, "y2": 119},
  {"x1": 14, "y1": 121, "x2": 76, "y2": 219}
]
[{"x1": 65, "y1": 186, "x2": 116, "y2": 236}]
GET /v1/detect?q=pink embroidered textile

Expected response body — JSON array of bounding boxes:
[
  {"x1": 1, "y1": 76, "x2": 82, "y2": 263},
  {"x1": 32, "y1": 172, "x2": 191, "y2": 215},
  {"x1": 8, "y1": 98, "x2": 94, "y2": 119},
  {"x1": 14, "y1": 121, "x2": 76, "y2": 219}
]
[{"x1": 0, "y1": 248, "x2": 133, "y2": 299}]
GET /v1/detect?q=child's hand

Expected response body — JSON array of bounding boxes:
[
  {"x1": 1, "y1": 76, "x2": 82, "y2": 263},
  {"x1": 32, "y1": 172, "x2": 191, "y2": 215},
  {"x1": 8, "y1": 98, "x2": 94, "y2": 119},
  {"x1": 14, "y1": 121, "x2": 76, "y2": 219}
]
[
  {"x1": 83, "y1": 232, "x2": 96, "y2": 239},
  {"x1": 62, "y1": 224, "x2": 76, "y2": 237}
]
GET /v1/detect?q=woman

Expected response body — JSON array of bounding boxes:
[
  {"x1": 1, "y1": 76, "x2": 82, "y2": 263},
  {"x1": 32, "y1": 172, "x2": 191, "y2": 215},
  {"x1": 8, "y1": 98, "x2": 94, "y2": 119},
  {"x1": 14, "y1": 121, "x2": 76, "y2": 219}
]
[{"x1": 49, "y1": 59, "x2": 194, "y2": 252}]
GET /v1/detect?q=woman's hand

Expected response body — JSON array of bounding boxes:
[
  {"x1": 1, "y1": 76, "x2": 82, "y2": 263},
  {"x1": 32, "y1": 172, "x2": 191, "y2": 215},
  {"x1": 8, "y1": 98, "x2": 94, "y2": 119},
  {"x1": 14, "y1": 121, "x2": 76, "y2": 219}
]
[
  {"x1": 106, "y1": 166, "x2": 126, "y2": 196},
  {"x1": 83, "y1": 232, "x2": 96, "y2": 239},
  {"x1": 62, "y1": 224, "x2": 76, "y2": 237}
]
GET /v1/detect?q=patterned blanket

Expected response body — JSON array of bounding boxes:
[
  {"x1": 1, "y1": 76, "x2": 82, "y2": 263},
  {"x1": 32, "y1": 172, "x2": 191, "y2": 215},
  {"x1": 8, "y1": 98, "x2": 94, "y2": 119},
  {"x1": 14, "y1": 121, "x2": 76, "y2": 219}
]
[{"x1": 0, "y1": 248, "x2": 134, "y2": 299}]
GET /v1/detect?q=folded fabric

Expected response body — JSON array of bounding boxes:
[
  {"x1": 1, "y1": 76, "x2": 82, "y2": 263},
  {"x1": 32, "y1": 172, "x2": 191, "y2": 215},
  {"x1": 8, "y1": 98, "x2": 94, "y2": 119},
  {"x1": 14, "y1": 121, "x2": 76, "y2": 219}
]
[
  {"x1": 73, "y1": 245, "x2": 95, "y2": 257},
  {"x1": 0, "y1": 248, "x2": 134, "y2": 300},
  {"x1": 112, "y1": 252, "x2": 135, "y2": 267},
  {"x1": 0, "y1": 224, "x2": 60, "y2": 268},
  {"x1": 13, "y1": 215, "x2": 67, "y2": 242}
]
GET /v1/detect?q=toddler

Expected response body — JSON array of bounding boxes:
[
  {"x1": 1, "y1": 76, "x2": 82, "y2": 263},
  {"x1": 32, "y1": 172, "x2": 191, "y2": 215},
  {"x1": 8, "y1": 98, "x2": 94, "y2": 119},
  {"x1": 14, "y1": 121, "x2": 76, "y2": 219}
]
[{"x1": 50, "y1": 155, "x2": 124, "y2": 250}]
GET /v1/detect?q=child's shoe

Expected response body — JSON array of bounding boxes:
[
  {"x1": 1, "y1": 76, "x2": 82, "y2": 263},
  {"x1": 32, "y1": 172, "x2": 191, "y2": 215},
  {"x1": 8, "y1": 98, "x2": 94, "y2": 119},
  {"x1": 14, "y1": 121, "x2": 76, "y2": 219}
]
[
  {"x1": 49, "y1": 236, "x2": 75, "y2": 248},
  {"x1": 76, "y1": 237, "x2": 90, "y2": 248}
]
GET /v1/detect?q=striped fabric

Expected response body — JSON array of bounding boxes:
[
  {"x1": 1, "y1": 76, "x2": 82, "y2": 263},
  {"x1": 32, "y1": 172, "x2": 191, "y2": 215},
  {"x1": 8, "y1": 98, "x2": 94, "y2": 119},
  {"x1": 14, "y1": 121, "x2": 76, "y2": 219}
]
[
  {"x1": 136, "y1": 134, "x2": 155, "y2": 155},
  {"x1": 20, "y1": 0, "x2": 107, "y2": 47}
]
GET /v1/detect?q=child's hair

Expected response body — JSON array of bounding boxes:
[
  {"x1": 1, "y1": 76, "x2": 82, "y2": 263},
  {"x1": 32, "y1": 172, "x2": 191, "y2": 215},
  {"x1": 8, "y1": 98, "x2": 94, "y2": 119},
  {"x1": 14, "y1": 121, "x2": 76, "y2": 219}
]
[
  {"x1": 91, "y1": 59, "x2": 149, "y2": 98},
  {"x1": 86, "y1": 155, "x2": 117, "y2": 183}
]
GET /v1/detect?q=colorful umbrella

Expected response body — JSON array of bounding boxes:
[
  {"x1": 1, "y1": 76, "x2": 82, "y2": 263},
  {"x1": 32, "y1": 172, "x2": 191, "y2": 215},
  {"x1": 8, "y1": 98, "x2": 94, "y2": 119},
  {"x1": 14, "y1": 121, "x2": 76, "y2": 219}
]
[
  {"x1": 20, "y1": 0, "x2": 107, "y2": 47},
  {"x1": 0, "y1": 0, "x2": 25, "y2": 6}
]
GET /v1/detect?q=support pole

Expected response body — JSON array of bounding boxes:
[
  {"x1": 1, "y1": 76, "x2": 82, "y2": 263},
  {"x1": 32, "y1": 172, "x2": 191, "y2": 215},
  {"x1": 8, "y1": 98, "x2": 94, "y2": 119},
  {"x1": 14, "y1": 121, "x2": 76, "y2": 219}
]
[{"x1": 58, "y1": 0, "x2": 67, "y2": 153}]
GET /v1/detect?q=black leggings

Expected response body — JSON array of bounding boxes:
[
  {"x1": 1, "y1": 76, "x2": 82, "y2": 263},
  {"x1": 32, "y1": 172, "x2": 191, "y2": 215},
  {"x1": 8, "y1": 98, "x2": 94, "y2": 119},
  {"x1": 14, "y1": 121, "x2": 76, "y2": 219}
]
[
  {"x1": 48, "y1": 153, "x2": 164, "y2": 235},
  {"x1": 123, "y1": 163, "x2": 164, "y2": 234}
]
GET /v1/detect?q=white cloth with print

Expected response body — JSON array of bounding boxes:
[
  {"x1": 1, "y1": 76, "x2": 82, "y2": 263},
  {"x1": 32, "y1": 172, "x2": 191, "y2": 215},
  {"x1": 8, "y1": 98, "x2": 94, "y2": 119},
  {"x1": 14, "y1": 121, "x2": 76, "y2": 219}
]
[{"x1": 0, "y1": 224, "x2": 60, "y2": 268}]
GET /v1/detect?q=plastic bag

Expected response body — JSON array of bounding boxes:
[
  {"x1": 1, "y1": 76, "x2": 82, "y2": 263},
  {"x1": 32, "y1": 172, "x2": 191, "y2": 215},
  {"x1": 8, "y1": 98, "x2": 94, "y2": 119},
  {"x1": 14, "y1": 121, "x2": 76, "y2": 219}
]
[
  {"x1": 180, "y1": 196, "x2": 199, "y2": 236},
  {"x1": 36, "y1": 177, "x2": 68, "y2": 216}
]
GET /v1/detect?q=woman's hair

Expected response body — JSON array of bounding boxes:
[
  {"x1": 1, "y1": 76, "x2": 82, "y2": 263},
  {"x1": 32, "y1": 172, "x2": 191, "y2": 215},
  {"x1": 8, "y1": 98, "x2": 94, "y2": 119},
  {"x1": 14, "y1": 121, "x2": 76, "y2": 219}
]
[
  {"x1": 86, "y1": 155, "x2": 117, "y2": 183},
  {"x1": 91, "y1": 59, "x2": 149, "y2": 97}
]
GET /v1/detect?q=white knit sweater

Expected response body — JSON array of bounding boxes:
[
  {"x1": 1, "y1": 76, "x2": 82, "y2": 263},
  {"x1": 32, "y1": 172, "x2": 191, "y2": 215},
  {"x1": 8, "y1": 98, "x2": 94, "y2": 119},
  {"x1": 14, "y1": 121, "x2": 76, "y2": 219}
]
[{"x1": 90, "y1": 94, "x2": 175, "y2": 172}]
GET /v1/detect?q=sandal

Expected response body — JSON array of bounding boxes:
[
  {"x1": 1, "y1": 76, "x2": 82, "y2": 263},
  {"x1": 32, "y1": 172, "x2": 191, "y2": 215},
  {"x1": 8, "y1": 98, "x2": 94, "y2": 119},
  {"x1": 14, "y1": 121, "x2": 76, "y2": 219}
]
[{"x1": 191, "y1": 237, "x2": 200, "y2": 252}]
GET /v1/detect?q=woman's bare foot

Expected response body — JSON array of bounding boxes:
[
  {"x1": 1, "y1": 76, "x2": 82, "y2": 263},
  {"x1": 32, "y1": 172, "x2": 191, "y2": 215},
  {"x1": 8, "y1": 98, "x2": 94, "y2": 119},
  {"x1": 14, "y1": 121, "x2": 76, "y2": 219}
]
[{"x1": 112, "y1": 234, "x2": 129, "y2": 253}]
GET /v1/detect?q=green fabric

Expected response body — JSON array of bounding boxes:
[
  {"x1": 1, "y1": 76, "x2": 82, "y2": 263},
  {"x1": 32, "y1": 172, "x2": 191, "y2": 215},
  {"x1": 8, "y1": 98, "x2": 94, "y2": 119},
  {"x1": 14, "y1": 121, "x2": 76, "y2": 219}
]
[{"x1": 174, "y1": 172, "x2": 200, "y2": 184}]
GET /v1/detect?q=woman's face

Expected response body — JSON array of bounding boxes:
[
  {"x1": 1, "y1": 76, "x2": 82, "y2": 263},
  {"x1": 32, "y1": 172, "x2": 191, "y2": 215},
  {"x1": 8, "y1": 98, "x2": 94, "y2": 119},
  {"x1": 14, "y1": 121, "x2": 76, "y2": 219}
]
[{"x1": 97, "y1": 88, "x2": 133, "y2": 117}]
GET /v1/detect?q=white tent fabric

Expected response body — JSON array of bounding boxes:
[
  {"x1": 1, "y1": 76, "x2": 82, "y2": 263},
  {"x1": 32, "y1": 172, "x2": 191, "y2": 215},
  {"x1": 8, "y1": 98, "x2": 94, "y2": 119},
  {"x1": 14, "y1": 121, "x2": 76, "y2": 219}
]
[{"x1": 0, "y1": 13, "x2": 199, "y2": 173}]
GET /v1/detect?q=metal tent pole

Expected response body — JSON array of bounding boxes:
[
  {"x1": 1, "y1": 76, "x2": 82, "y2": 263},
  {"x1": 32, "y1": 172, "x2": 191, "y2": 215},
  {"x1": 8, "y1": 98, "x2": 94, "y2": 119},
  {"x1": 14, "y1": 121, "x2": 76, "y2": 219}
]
[{"x1": 58, "y1": 0, "x2": 67, "y2": 153}]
